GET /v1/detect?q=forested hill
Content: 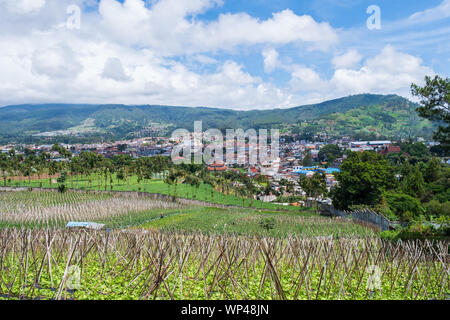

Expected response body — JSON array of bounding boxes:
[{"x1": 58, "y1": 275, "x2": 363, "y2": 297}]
[{"x1": 0, "y1": 94, "x2": 434, "y2": 143}]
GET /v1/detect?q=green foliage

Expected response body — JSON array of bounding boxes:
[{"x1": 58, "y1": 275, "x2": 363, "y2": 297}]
[
  {"x1": 318, "y1": 144, "x2": 343, "y2": 164},
  {"x1": 0, "y1": 94, "x2": 435, "y2": 144},
  {"x1": 424, "y1": 200, "x2": 450, "y2": 217},
  {"x1": 381, "y1": 222, "x2": 449, "y2": 241},
  {"x1": 57, "y1": 170, "x2": 67, "y2": 184},
  {"x1": 298, "y1": 172, "x2": 327, "y2": 200},
  {"x1": 424, "y1": 157, "x2": 442, "y2": 183},
  {"x1": 331, "y1": 151, "x2": 397, "y2": 210},
  {"x1": 412, "y1": 75, "x2": 450, "y2": 154},
  {"x1": 384, "y1": 192, "x2": 424, "y2": 221},
  {"x1": 401, "y1": 166, "x2": 425, "y2": 199},
  {"x1": 302, "y1": 151, "x2": 313, "y2": 166},
  {"x1": 259, "y1": 217, "x2": 276, "y2": 231},
  {"x1": 57, "y1": 184, "x2": 67, "y2": 193}
]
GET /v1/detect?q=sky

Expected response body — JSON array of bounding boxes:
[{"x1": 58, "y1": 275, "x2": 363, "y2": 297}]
[{"x1": 0, "y1": 0, "x2": 449, "y2": 110}]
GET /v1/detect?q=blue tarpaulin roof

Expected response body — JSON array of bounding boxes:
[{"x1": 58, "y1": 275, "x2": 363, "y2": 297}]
[
  {"x1": 66, "y1": 222, "x2": 105, "y2": 230},
  {"x1": 293, "y1": 167, "x2": 341, "y2": 175}
]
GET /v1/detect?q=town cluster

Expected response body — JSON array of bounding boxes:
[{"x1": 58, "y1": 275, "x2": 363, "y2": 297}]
[{"x1": 1, "y1": 135, "x2": 426, "y2": 205}]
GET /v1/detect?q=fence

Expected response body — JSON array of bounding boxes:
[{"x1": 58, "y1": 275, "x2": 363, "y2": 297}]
[{"x1": 319, "y1": 204, "x2": 391, "y2": 231}]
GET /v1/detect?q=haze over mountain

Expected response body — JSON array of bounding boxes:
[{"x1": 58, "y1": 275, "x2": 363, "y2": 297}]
[{"x1": 0, "y1": 94, "x2": 433, "y2": 144}]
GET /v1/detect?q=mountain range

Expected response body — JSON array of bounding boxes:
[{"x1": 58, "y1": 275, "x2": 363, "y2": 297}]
[{"x1": 0, "y1": 94, "x2": 434, "y2": 144}]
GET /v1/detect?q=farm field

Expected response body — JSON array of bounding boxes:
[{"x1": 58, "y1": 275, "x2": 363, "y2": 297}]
[
  {"x1": 4, "y1": 173, "x2": 301, "y2": 211},
  {"x1": 0, "y1": 229, "x2": 447, "y2": 300},
  {"x1": 0, "y1": 191, "x2": 186, "y2": 229},
  {"x1": 0, "y1": 190, "x2": 448, "y2": 301},
  {"x1": 0, "y1": 190, "x2": 368, "y2": 238},
  {"x1": 138, "y1": 207, "x2": 376, "y2": 238}
]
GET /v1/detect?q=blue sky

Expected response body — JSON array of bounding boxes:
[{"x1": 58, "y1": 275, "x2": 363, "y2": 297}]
[{"x1": 0, "y1": 0, "x2": 448, "y2": 109}]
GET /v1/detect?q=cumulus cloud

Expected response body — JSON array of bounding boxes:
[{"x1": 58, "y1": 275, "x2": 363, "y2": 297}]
[
  {"x1": 332, "y1": 50, "x2": 362, "y2": 69},
  {"x1": 287, "y1": 45, "x2": 434, "y2": 100},
  {"x1": 4, "y1": 0, "x2": 46, "y2": 14},
  {"x1": 0, "y1": 0, "x2": 440, "y2": 110},
  {"x1": 101, "y1": 57, "x2": 131, "y2": 82},
  {"x1": 262, "y1": 48, "x2": 281, "y2": 73},
  {"x1": 290, "y1": 66, "x2": 329, "y2": 92},
  {"x1": 331, "y1": 45, "x2": 434, "y2": 95},
  {"x1": 31, "y1": 45, "x2": 83, "y2": 79},
  {"x1": 98, "y1": 0, "x2": 338, "y2": 55}
]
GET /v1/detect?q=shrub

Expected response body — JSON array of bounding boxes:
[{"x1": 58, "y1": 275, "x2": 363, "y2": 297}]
[
  {"x1": 57, "y1": 171, "x2": 67, "y2": 184},
  {"x1": 259, "y1": 217, "x2": 276, "y2": 231},
  {"x1": 385, "y1": 192, "x2": 424, "y2": 221},
  {"x1": 424, "y1": 200, "x2": 450, "y2": 218},
  {"x1": 381, "y1": 222, "x2": 449, "y2": 241},
  {"x1": 58, "y1": 184, "x2": 67, "y2": 193}
]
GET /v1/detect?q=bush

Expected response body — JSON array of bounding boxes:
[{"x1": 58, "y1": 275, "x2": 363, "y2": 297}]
[
  {"x1": 58, "y1": 184, "x2": 67, "y2": 193},
  {"x1": 380, "y1": 222, "x2": 449, "y2": 241},
  {"x1": 57, "y1": 171, "x2": 67, "y2": 184},
  {"x1": 259, "y1": 217, "x2": 276, "y2": 231},
  {"x1": 385, "y1": 192, "x2": 424, "y2": 221},
  {"x1": 379, "y1": 230, "x2": 400, "y2": 240},
  {"x1": 424, "y1": 200, "x2": 450, "y2": 218}
]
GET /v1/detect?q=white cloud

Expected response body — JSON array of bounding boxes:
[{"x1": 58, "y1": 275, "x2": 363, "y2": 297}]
[
  {"x1": 409, "y1": 0, "x2": 450, "y2": 23},
  {"x1": 31, "y1": 45, "x2": 83, "y2": 79},
  {"x1": 101, "y1": 57, "x2": 131, "y2": 82},
  {"x1": 4, "y1": 0, "x2": 46, "y2": 14},
  {"x1": 0, "y1": 0, "x2": 440, "y2": 111},
  {"x1": 98, "y1": 0, "x2": 338, "y2": 55},
  {"x1": 332, "y1": 49, "x2": 362, "y2": 69},
  {"x1": 262, "y1": 48, "x2": 280, "y2": 73},
  {"x1": 290, "y1": 66, "x2": 329, "y2": 92},
  {"x1": 331, "y1": 45, "x2": 435, "y2": 95},
  {"x1": 191, "y1": 54, "x2": 218, "y2": 65}
]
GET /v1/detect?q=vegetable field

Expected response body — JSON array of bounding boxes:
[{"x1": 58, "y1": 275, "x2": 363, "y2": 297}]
[
  {"x1": 0, "y1": 191, "x2": 185, "y2": 229},
  {"x1": 0, "y1": 229, "x2": 447, "y2": 300},
  {"x1": 139, "y1": 207, "x2": 377, "y2": 238}
]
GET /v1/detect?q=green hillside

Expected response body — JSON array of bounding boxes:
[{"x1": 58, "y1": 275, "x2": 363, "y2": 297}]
[{"x1": 0, "y1": 94, "x2": 434, "y2": 143}]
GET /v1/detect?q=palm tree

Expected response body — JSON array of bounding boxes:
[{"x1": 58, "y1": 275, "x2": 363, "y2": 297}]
[
  {"x1": 48, "y1": 161, "x2": 59, "y2": 189},
  {"x1": 184, "y1": 174, "x2": 201, "y2": 199},
  {"x1": 0, "y1": 153, "x2": 11, "y2": 187},
  {"x1": 164, "y1": 168, "x2": 185, "y2": 202}
]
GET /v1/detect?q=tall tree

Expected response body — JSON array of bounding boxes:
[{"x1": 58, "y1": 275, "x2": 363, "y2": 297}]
[
  {"x1": 318, "y1": 144, "x2": 343, "y2": 164},
  {"x1": 0, "y1": 153, "x2": 10, "y2": 187},
  {"x1": 298, "y1": 172, "x2": 327, "y2": 208},
  {"x1": 402, "y1": 166, "x2": 426, "y2": 200},
  {"x1": 331, "y1": 151, "x2": 397, "y2": 210},
  {"x1": 411, "y1": 75, "x2": 450, "y2": 154},
  {"x1": 302, "y1": 151, "x2": 313, "y2": 167}
]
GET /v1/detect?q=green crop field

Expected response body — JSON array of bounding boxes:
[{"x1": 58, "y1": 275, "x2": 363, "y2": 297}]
[
  {"x1": 0, "y1": 229, "x2": 447, "y2": 300},
  {"x1": 139, "y1": 207, "x2": 376, "y2": 238},
  {"x1": 0, "y1": 190, "x2": 447, "y2": 301}
]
